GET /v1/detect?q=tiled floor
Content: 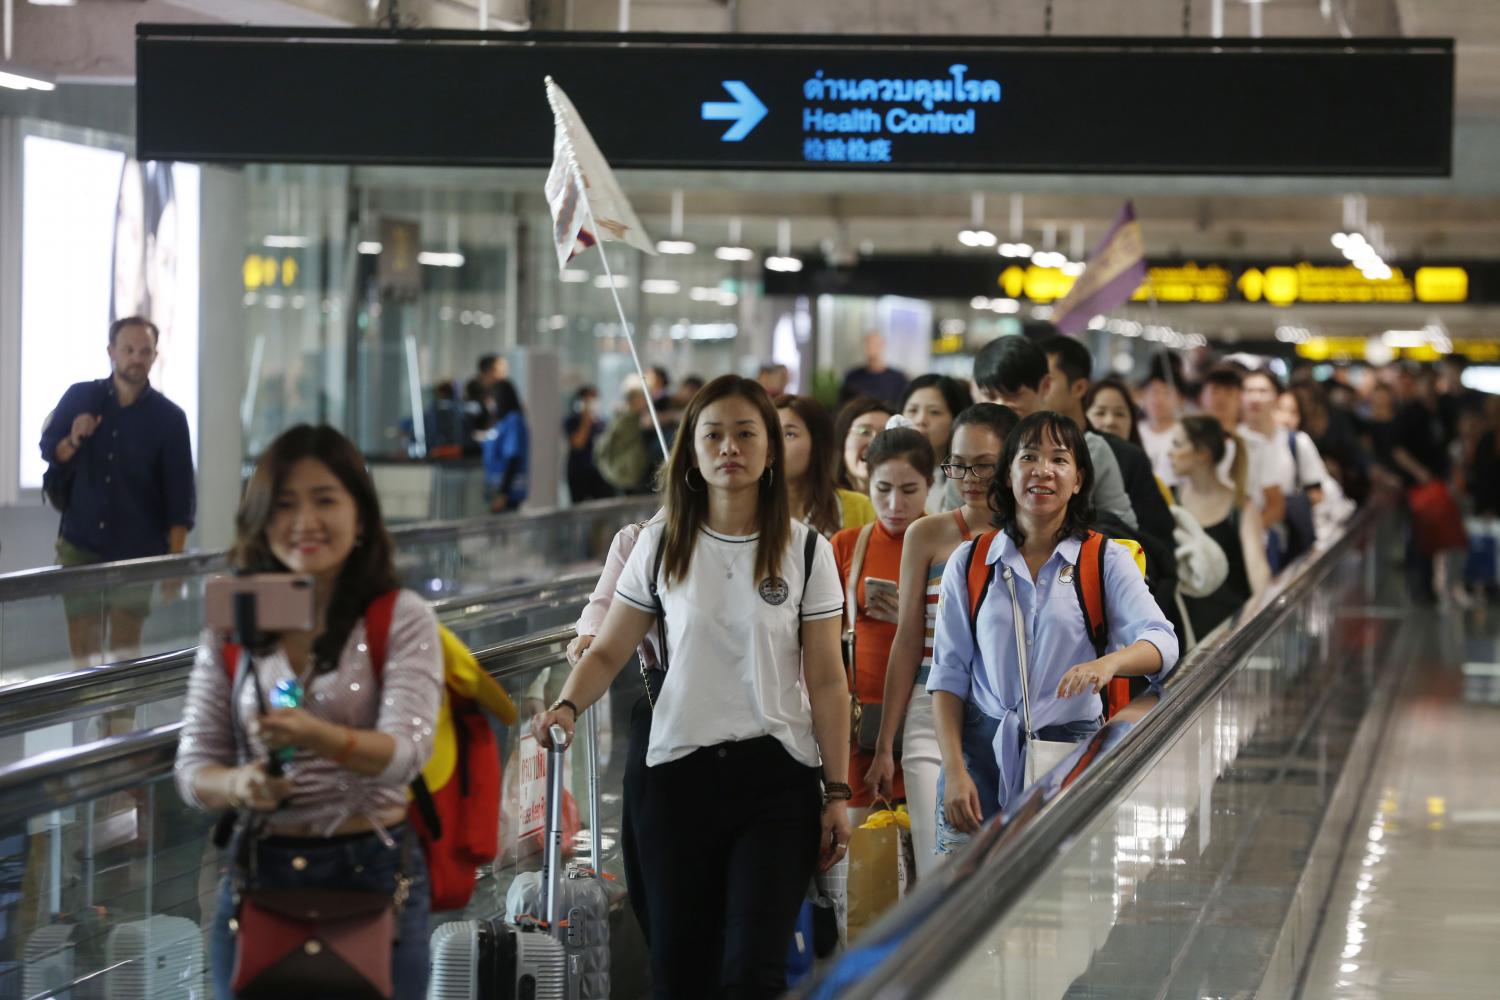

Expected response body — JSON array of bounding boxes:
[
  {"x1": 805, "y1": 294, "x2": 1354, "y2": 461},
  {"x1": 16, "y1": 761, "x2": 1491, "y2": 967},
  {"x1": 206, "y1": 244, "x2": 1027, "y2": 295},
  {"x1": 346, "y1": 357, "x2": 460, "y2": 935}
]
[{"x1": 1300, "y1": 607, "x2": 1500, "y2": 999}]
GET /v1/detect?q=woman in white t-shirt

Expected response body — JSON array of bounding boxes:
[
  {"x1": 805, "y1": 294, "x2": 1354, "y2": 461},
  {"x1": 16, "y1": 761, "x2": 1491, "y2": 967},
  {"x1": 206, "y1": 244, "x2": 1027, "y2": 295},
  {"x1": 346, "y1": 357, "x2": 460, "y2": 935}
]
[{"x1": 533, "y1": 374, "x2": 851, "y2": 1000}]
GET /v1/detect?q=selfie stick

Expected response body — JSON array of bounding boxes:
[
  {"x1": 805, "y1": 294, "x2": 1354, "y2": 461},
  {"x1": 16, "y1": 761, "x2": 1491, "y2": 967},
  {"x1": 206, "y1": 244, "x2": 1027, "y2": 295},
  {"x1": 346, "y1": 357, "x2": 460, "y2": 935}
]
[{"x1": 232, "y1": 590, "x2": 283, "y2": 778}]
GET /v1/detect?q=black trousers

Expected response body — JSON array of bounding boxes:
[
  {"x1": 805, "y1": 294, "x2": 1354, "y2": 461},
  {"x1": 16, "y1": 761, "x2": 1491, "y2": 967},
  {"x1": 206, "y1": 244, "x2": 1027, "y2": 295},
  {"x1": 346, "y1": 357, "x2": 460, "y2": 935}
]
[
  {"x1": 622, "y1": 691, "x2": 653, "y2": 942},
  {"x1": 635, "y1": 735, "x2": 821, "y2": 1000}
]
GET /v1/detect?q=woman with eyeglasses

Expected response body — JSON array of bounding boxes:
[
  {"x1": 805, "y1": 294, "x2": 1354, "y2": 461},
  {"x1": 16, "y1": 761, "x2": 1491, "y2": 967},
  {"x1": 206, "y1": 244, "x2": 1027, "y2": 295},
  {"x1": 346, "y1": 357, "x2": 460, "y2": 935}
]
[
  {"x1": 864, "y1": 403, "x2": 1016, "y2": 874},
  {"x1": 835, "y1": 395, "x2": 895, "y2": 495}
]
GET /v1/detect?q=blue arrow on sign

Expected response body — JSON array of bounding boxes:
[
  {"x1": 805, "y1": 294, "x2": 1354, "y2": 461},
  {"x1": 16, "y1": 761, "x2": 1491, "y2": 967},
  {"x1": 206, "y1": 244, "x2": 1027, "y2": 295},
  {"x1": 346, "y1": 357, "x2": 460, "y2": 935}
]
[{"x1": 701, "y1": 81, "x2": 768, "y2": 142}]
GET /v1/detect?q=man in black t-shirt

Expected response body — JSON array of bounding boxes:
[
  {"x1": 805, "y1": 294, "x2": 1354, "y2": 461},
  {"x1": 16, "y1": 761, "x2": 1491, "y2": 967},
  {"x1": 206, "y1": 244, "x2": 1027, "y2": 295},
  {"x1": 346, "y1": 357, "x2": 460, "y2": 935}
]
[{"x1": 1391, "y1": 368, "x2": 1449, "y2": 486}]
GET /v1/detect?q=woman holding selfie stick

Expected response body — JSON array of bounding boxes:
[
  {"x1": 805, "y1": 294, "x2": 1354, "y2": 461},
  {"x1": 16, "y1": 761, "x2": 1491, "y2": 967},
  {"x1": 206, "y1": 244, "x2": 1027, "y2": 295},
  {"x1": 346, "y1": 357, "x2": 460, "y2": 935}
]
[
  {"x1": 532, "y1": 375, "x2": 851, "y2": 1000},
  {"x1": 175, "y1": 425, "x2": 444, "y2": 1000}
]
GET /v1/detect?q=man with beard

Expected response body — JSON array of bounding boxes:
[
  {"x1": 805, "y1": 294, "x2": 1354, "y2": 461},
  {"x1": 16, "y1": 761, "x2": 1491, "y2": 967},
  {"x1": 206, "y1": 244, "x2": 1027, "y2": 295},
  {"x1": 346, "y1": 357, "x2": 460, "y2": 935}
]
[{"x1": 40, "y1": 316, "x2": 195, "y2": 664}]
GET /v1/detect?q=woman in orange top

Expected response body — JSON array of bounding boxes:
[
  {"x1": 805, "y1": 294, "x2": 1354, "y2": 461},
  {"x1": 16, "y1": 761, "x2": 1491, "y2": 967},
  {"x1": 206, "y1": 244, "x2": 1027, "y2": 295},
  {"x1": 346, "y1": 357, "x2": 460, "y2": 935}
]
[{"x1": 832, "y1": 427, "x2": 935, "y2": 810}]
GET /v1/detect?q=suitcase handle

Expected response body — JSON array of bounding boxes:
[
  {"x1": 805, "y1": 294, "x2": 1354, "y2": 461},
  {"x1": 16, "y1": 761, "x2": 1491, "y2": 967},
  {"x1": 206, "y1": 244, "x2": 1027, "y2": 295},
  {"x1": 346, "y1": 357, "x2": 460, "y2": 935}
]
[{"x1": 545, "y1": 724, "x2": 568, "y2": 934}]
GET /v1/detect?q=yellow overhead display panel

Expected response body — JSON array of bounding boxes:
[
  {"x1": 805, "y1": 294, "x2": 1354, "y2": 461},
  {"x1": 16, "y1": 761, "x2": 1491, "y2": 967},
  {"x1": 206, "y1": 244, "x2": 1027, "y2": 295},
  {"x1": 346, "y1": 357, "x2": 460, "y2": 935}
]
[{"x1": 996, "y1": 261, "x2": 1477, "y2": 307}]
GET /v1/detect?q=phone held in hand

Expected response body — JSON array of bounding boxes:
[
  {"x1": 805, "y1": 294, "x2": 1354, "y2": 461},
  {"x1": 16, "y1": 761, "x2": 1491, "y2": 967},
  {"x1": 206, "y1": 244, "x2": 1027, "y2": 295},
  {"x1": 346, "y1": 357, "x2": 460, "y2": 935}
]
[
  {"x1": 863, "y1": 577, "x2": 898, "y2": 603},
  {"x1": 203, "y1": 574, "x2": 316, "y2": 633}
]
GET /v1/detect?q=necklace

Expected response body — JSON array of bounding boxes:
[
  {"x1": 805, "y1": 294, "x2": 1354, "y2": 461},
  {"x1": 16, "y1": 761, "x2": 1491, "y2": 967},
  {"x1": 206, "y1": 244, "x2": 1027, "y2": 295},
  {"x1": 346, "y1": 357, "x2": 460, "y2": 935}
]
[{"x1": 701, "y1": 529, "x2": 745, "y2": 580}]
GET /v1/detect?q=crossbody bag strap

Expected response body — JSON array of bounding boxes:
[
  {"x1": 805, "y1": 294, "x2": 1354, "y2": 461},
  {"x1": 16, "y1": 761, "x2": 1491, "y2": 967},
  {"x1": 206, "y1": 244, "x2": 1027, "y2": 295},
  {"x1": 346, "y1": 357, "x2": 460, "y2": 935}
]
[
  {"x1": 843, "y1": 523, "x2": 875, "y2": 686},
  {"x1": 1001, "y1": 567, "x2": 1036, "y2": 741}
]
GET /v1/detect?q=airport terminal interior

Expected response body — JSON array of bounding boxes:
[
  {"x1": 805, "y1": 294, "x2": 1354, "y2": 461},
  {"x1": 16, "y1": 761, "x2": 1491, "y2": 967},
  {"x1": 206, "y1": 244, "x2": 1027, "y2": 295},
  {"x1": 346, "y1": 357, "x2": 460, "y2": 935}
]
[{"x1": 0, "y1": 0, "x2": 1498, "y2": 998}]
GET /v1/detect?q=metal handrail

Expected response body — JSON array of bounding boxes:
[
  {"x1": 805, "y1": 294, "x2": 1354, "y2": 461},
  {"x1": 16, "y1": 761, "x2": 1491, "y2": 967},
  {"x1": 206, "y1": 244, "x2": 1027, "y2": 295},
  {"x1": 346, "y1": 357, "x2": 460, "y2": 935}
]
[
  {"x1": 797, "y1": 499, "x2": 1388, "y2": 999},
  {"x1": 0, "y1": 495, "x2": 656, "y2": 599},
  {"x1": 0, "y1": 626, "x2": 576, "y2": 826},
  {"x1": 0, "y1": 571, "x2": 599, "y2": 734}
]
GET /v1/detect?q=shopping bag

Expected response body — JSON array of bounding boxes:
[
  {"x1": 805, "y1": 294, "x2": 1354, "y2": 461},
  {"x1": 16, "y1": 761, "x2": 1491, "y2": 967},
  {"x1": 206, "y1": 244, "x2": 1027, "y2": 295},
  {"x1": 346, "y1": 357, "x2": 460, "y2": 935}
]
[
  {"x1": 1408, "y1": 481, "x2": 1467, "y2": 556},
  {"x1": 845, "y1": 804, "x2": 910, "y2": 941}
]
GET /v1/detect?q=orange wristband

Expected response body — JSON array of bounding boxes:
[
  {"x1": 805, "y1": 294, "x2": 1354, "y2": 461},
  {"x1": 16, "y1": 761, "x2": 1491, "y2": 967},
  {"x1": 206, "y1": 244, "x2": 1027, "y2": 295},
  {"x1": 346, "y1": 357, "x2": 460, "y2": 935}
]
[{"x1": 331, "y1": 727, "x2": 358, "y2": 766}]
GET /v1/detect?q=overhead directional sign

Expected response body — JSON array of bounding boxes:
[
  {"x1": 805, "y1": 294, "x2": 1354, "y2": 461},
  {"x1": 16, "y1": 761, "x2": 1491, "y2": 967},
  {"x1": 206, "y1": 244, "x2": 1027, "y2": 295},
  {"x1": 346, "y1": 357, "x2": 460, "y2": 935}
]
[
  {"x1": 702, "y1": 81, "x2": 770, "y2": 142},
  {"x1": 137, "y1": 27, "x2": 1454, "y2": 176},
  {"x1": 766, "y1": 255, "x2": 1500, "y2": 307}
]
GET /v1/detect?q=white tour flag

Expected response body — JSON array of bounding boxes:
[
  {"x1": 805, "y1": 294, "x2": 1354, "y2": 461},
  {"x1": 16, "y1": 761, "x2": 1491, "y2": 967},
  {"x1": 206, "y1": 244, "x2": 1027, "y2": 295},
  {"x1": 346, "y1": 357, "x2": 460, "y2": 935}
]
[{"x1": 544, "y1": 76, "x2": 655, "y2": 272}]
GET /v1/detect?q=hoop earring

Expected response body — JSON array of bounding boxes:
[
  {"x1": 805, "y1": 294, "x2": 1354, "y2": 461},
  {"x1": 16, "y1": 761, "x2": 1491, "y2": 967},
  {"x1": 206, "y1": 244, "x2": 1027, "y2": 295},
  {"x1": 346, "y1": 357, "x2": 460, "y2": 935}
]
[{"x1": 685, "y1": 468, "x2": 705, "y2": 492}]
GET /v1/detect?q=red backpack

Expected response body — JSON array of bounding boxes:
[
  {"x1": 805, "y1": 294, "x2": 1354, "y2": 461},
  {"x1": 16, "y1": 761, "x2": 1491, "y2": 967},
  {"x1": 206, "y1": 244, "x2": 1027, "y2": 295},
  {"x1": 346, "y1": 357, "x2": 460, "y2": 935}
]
[
  {"x1": 962, "y1": 530, "x2": 1139, "y2": 720},
  {"x1": 222, "y1": 591, "x2": 504, "y2": 911}
]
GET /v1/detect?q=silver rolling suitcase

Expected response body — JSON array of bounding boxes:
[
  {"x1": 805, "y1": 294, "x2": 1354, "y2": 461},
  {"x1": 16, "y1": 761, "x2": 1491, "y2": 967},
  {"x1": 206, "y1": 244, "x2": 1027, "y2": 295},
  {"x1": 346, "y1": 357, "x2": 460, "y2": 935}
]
[
  {"x1": 428, "y1": 916, "x2": 566, "y2": 1000},
  {"x1": 506, "y1": 719, "x2": 611, "y2": 1000}
]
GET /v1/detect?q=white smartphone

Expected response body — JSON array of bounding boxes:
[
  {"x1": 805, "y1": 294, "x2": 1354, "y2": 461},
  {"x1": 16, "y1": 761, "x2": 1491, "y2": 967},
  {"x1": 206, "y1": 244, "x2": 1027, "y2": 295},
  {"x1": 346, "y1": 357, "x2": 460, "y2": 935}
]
[
  {"x1": 864, "y1": 577, "x2": 898, "y2": 603},
  {"x1": 203, "y1": 574, "x2": 317, "y2": 633}
]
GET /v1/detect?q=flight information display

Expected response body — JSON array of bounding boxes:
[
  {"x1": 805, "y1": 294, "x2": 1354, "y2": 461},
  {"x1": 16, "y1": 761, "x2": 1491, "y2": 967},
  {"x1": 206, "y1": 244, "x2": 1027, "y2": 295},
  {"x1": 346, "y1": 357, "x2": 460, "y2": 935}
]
[{"x1": 137, "y1": 28, "x2": 1454, "y2": 177}]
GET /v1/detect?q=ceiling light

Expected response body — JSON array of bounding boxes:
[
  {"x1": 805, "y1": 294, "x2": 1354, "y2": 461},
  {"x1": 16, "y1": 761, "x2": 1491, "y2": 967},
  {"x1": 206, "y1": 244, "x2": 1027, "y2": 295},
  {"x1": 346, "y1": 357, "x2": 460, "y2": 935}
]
[
  {"x1": 641, "y1": 279, "x2": 681, "y2": 295},
  {"x1": 991, "y1": 298, "x2": 1020, "y2": 314},
  {"x1": 1382, "y1": 330, "x2": 1426, "y2": 348},
  {"x1": 959, "y1": 229, "x2": 996, "y2": 248},
  {"x1": 766, "y1": 256, "x2": 803, "y2": 273},
  {"x1": 715, "y1": 246, "x2": 755, "y2": 262},
  {"x1": 593, "y1": 274, "x2": 630, "y2": 289},
  {"x1": 970, "y1": 295, "x2": 991, "y2": 309},
  {"x1": 1331, "y1": 233, "x2": 1349, "y2": 249},
  {"x1": 0, "y1": 65, "x2": 56, "y2": 92},
  {"x1": 560, "y1": 268, "x2": 589, "y2": 283},
  {"x1": 656, "y1": 240, "x2": 697, "y2": 255},
  {"x1": 263, "y1": 235, "x2": 311, "y2": 249},
  {"x1": 716, "y1": 291, "x2": 739, "y2": 306},
  {"x1": 689, "y1": 286, "x2": 719, "y2": 302},
  {"x1": 357, "y1": 241, "x2": 383, "y2": 255},
  {"x1": 418, "y1": 251, "x2": 465, "y2": 267},
  {"x1": 1062, "y1": 261, "x2": 1085, "y2": 277}
]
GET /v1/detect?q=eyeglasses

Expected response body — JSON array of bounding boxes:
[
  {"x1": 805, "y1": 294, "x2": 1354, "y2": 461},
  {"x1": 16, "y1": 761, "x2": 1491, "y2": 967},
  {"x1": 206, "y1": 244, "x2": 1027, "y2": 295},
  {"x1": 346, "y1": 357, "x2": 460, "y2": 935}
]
[{"x1": 941, "y1": 462, "x2": 998, "y2": 481}]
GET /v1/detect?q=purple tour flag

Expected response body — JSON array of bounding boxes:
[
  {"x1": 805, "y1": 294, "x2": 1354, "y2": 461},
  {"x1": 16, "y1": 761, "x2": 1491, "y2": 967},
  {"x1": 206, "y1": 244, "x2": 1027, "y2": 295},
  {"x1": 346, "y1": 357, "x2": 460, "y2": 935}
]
[{"x1": 1052, "y1": 201, "x2": 1148, "y2": 335}]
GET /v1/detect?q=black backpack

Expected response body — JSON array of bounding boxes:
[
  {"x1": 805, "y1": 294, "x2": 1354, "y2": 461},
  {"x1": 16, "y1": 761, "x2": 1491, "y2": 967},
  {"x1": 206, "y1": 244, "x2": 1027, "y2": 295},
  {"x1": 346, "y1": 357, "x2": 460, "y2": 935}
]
[{"x1": 40, "y1": 380, "x2": 109, "y2": 515}]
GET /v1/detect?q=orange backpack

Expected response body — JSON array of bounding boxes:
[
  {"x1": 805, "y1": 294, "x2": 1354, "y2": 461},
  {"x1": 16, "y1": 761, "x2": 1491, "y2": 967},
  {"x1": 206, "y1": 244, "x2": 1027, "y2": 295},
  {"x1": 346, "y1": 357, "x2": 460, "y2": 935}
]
[{"x1": 962, "y1": 530, "x2": 1143, "y2": 719}]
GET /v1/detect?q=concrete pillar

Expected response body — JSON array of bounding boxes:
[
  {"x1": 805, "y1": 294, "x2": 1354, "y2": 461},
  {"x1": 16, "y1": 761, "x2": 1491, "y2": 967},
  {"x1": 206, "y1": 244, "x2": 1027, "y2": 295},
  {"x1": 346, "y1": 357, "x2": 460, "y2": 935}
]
[
  {"x1": 511, "y1": 346, "x2": 561, "y2": 509},
  {"x1": 195, "y1": 166, "x2": 246, "y2": 551}
]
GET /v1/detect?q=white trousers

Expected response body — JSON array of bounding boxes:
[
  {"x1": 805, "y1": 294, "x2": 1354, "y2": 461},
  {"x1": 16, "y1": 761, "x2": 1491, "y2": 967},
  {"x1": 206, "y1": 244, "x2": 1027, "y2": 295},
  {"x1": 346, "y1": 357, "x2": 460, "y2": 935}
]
[{"x1": 901, "y1": 687, "x2": 943, "y2": 879}]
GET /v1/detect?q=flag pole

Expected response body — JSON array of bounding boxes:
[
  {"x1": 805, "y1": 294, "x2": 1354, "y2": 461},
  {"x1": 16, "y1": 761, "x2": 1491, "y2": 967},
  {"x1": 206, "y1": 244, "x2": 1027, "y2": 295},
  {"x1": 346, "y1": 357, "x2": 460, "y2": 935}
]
[{"x1": 587, "y1": 203, "x2": 669, "y2": 456}]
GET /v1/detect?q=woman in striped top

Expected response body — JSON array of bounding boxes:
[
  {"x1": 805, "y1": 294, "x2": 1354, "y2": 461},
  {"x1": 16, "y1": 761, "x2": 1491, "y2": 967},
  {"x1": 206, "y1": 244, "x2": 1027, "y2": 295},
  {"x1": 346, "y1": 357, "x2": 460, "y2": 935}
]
[{"x1": 866, "y1": 403, "x2": 1016, "y2": 874}]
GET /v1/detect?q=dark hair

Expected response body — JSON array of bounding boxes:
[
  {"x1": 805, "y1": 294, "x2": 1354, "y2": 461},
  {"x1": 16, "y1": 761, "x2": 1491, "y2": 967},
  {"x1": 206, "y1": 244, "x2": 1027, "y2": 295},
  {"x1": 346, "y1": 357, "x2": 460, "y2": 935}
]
[
  {"x1": 233, "y1": 425, "x2": 400, "y2": 669},
  {"x1": 863, "y1": 427, "x2": 935, "y2": 484},
  {"x1": 1202, "y1": 364, "x2": 1245, "y2": 391},
  {"x1": 1084, "y1": 377, "x2": 1143, "y2": 448},
  {"x1": 494, "y1": 379, "x2": 523, "y2": 419},
  {"x1": 952, "y1": 402, "x2": 1019, "y2": 448},
  {"x1": 477, "y1": 353, "x2": 499, "y2": 375},
  {"x1": 833, "y1": 395, "x2": 894, "y2": 490},
  {"x1": 1141, "y1": 351, "x2": 1185, "y2": 389},
  {"x1": 1242, "y1": 368, "x2": 1285, "y2": 394},
  {"x1": 1037, "y1": 334, "x2": 1094, "y2": 386},
  {"x1": 650, "y1": 365, "x2": 671, "y2": 388},
  {"x1": 990, "y1": 411, "x2": 1096, "y2": 548},
  {"x1": 974, "y1": 335, "x2": 1048, "y2": 395},
  {"x1": 575, "y1": 384, "x2": 599, "y2": 401},
  {"x1": 1181, "y1": 414, "x2": 1248, "y2": 506},
  {"x1": 777, "y1": 395, "x2": 841, "y2": 537},
  {"x1": 899, "y1": 374, "x2": 970, "y2": 435},
  {"x1": 661, "y1": 376, "x2": 790, "y2": 586},
  {"x1": 109, "y1": 316, "x2": 160, "y2": 346}
]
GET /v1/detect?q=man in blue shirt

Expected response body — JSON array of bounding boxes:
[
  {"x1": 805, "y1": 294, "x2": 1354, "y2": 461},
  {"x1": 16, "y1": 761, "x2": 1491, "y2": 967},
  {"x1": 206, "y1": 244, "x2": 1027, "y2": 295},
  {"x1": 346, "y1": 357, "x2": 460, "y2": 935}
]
[{"x1": 39, "y1": 317, "x2": 195, "y2": 663}]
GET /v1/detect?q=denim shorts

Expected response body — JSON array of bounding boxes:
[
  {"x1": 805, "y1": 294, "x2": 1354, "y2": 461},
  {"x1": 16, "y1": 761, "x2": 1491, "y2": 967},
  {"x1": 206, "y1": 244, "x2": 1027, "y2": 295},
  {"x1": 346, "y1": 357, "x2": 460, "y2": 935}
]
[
  {"x1": 934, "y1": 703, "x2": 1100, "y2": 857},
  {"x1": 210, "y1": 825, "x2": 431, "y2": 1000}
]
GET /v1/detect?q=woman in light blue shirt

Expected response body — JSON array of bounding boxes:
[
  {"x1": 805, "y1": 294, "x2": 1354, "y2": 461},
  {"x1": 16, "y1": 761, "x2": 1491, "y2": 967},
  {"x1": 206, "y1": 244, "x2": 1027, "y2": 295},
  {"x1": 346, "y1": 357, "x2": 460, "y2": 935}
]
[{"x1": 928, "y1": 412, "x2": 1178, "y2": 852}]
